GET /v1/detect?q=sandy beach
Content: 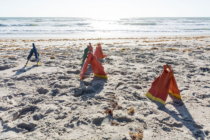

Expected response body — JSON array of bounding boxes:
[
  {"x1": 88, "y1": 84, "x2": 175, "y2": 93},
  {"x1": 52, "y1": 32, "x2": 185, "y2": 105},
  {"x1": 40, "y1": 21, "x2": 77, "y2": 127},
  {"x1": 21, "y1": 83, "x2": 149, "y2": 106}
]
[{"x1": 0, "y1": 35, "x2": 210, "y2": 140}]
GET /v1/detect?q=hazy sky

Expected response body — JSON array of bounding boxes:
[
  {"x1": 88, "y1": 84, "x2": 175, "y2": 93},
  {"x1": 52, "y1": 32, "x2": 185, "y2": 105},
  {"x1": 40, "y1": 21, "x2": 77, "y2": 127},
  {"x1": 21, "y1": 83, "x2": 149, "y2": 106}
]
[{"x1": 0, "y1": 0, "x2": 209, "y2": 18}]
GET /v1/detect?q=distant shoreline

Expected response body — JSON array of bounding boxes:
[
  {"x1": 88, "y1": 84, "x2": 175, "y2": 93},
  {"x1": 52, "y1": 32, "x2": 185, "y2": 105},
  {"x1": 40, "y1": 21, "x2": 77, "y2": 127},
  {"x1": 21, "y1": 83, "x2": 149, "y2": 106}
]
[{"x1": 0, "y1": 33, "x2": 210, "y2": 39}]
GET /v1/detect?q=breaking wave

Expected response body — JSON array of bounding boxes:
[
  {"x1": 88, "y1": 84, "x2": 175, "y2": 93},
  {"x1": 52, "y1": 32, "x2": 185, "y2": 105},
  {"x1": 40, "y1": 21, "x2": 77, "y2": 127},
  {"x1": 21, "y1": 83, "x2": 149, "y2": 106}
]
[
  {"x1": 184, "y1": 28, "x2": 210, "y2": 30},
  {"x1": 0, "y1": 23, "x2": 38, "y2": 26},
  {"x1": 1, "y1": 17, "x2": 210, "y2": 35},
  {"x1": 124, "y1": 22, "x2": 157, "y2": 25}
]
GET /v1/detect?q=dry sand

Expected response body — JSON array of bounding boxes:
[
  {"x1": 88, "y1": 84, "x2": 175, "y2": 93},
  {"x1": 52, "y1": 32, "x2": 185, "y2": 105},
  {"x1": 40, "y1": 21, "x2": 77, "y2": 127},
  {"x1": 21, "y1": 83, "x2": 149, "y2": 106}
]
[{"x1": 0, "y1": 35, "x2": 210, "y2": 140}]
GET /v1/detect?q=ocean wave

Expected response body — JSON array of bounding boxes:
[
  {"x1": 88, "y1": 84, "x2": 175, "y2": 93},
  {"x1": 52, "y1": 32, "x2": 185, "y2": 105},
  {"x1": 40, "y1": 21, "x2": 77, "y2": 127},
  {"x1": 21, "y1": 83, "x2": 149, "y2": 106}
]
[
  {"x1": 184, "y1": 28, "x2": 210, "y2": 30},
  {"x1": 0, "y1": 24, "x2": 7, "y2": 26},
  {"x1": 0, "y1": 23, "x2": 38, "y2": 26},
  {"x1": 0, "y1": 29, "x2": 187, "y2": 33},
  {"x1": 120, "y1": 17, "x2": 179, "y2": 21},
  {"x1": 76, "y1": 23, "x2": 89, "y2": 26},
  {"x1": 51, "y1": 18, "x2": 86, "y2": 22},
  {"x1": 183, "y1": 17, "x2": 210, "y2": 20},
  {"x1": 182, "y1": 21, "x2": 198, "y2": 23},
  {"x1": 27, "y1": 24, "x2": 38, "y2": 26},
  {"x1": 53, "y1": 23, "x2": 89, "y2": 27},
  {"x1": 0, "y1": 18, "x2": 7, "y2": 21},
  {"x1": 34, "y1": 20, "x2": 42, "y2": 22},
  {"x1": 124, "y1": 22, "x2": 156, "y2": 25},
  {"x1": 1, "y1": 17, "x2": 210, "y2": 34},
  {"x1": 54, "y1": 24, "x2": 70, "y2": 27}
]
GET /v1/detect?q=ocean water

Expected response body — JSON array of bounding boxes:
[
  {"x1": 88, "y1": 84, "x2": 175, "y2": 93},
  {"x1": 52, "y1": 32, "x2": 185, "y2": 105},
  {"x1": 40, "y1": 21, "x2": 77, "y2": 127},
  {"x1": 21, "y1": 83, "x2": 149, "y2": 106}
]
[{"x1": 0, "y1": 17, "x2": 210, "y2": 36}]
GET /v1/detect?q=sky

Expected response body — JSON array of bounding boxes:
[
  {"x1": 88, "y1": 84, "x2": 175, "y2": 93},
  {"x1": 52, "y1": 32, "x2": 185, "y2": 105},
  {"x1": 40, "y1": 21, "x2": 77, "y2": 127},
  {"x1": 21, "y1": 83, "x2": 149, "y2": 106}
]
[{"x1": 0, "y1": 0, "x2": 210, "y2": 18}]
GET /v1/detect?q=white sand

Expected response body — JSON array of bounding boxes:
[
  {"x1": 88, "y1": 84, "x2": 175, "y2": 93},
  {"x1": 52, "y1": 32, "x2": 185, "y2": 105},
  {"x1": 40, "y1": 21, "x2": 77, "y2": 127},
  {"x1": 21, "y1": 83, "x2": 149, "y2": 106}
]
[{"x1": 0, "y1": 35, "x2": 210, "y2": 140}]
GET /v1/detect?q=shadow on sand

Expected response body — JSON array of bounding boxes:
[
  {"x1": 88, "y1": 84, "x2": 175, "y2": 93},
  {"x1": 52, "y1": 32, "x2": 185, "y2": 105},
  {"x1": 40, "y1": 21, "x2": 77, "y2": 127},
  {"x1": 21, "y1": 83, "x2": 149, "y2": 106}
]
[
  {"x1": 12, "y1": 65, "x2": 37, "y2": 76},
  {"x1": 73, "y1": 64, "x2": 107, "y2": 100},
  {"x1": 150, "y1": 94, "x2": 205, "y2": 139},
  {"x1": 79, "y1": 76, "x2": 107, "y2": 101}
]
